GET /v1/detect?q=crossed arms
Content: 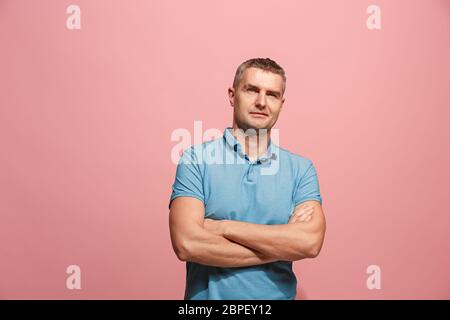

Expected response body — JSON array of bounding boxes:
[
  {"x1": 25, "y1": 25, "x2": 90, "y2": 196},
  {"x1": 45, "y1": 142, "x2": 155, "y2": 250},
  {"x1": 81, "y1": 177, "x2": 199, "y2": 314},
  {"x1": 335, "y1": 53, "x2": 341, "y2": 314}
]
[{"x1": 169, "y1": 197, "x2": 326, "y2": 268}]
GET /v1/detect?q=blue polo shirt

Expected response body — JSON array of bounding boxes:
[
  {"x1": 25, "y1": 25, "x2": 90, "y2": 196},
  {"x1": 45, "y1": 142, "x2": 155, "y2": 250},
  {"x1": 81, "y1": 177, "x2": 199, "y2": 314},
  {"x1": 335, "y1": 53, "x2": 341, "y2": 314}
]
[{"x1": 169, "y1": 127, "x2": 322, "y2": 300}]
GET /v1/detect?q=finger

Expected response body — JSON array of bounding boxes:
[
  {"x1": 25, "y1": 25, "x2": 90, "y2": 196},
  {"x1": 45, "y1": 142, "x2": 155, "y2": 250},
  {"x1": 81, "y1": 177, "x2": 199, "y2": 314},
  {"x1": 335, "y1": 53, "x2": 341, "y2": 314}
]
[
  {"x1": 296, "y1": 208, "x2": 314, "y2": 218},
  {"x1": 299, "y1": 212, "x2": 312, "y2": 221},
  {"x1": 304, "y1": 215, "x2": 312, "y2": 222},
  {"x1": 295, "y1": 208, "x2": 313, "y2": 217},
  {"x1": 300, "y1": 206, "x2": 314, "y2": 213},
  {"x1": 291, "y1": 207, "x2": 314, "y2": 221},
  {"x1": 299, "y1": 211, "x2": 313, "y2": 217},
  {"x1": 293, "y1": 213, "x2": 311, "y2": 223},
  {"x1": 290, "y1": 214, "x2": 303, "y2": 223}
]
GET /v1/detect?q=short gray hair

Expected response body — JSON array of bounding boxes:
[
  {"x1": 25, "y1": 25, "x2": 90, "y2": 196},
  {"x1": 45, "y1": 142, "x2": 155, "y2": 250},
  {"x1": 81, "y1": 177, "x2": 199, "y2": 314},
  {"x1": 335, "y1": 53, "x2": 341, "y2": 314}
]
[{"x1": 232, "y1": 58, "x2": 286, "y2": 95}]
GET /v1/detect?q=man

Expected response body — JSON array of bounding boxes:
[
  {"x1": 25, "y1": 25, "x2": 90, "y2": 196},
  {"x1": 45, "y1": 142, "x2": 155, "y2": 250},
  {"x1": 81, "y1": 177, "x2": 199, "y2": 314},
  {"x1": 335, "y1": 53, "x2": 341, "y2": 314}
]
[{"x1": 168, "y1": 58, "x2": 326, "y2": 300}]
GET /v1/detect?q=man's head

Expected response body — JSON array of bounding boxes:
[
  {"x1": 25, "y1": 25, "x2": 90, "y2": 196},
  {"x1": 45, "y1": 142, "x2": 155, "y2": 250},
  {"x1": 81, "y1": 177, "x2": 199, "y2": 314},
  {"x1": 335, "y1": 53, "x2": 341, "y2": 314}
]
[{"x1": 229, "y1": 58, "x2": 286, "y2": 132}]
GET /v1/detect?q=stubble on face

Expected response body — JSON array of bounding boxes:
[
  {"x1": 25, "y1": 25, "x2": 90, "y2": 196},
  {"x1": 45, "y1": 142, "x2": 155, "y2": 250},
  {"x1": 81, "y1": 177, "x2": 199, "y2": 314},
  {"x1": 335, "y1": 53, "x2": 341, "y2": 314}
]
[
  {"x1": 230, "y1": 67, "x2": 284, "y2": 134},
  {"x1": 228, "y1": 67, "x2": 285, "y2": 159}
]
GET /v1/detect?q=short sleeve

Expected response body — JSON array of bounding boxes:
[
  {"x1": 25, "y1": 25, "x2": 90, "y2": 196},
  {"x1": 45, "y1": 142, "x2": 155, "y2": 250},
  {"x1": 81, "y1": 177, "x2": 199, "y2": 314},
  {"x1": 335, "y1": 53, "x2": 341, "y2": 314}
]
[
  {"x1": 293, "y1": 160, "x2": 323, "y2": 206},
  {"x1": 168, "y1": 147, "x2": 205, "y2": 209}
]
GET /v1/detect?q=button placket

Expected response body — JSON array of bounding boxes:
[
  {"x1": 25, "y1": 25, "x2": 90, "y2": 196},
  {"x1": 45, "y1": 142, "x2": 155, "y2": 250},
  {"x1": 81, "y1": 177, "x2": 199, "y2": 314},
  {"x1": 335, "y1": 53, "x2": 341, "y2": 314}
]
[{"x1": 246, "y1": 163, "x2": 254, "y2": 182}]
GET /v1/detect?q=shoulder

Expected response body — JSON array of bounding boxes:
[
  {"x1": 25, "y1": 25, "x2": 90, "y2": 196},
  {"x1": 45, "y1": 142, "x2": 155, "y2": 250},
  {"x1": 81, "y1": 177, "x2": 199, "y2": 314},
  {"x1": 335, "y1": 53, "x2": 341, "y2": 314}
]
[
  {"x1": 180, "y1": 136, "x2": 223, "y2": 165},
  {"x1": 276, "y1": 145, "x2": 315, "y2": 173}
]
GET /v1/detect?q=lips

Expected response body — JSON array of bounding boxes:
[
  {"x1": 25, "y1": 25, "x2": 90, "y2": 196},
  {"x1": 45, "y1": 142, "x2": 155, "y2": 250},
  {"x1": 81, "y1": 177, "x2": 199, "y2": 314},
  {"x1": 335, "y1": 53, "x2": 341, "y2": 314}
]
[{"x1": 249, "y1": 112, "x2": 268, "y2": 117}]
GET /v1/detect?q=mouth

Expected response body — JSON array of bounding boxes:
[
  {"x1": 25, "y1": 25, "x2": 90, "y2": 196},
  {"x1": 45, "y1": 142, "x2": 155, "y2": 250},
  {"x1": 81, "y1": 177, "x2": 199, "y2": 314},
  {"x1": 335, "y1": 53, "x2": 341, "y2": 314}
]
[{"x1": 249, "y1": 112, "x2": 268, "y2": 118}]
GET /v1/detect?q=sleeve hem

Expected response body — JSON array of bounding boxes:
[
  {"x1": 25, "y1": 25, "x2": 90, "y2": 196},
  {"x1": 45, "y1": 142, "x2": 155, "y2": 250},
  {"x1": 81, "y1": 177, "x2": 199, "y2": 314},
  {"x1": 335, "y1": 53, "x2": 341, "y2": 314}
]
[
  {"x1": 294, "y1": 197, "x2": 322, "y2": 207},
  {"x1": 168, "y1": 193, "x2": 205, "y2": 209}
]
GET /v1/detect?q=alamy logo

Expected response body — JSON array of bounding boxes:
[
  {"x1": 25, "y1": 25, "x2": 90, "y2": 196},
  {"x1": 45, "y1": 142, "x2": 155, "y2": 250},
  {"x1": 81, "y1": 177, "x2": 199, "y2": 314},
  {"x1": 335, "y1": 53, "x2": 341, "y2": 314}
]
[
  {"x1": 66, "y1": 265, "x2": 81, "y2": 290},
  {"x1": 170, "y1": 121, "x2": 280, "y2": 175},
  {"x1": 366, "y1": 265, "x2": 382, "y2": 290},
  {"x1": 366, "y1": 5, "x2": 381, "y2": 30},
  {"x1": 66, "y1": 5, "x2": 81, "y2": 30}
]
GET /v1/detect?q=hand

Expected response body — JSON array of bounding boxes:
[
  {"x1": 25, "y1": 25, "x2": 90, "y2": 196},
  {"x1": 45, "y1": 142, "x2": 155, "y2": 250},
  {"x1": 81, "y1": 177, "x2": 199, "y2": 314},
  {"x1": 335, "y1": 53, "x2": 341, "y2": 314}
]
[
  {"x1": 288, "y1": 204, "x2": 314, "y2": 224},
  {"x1": 203, "y1": 218, "x2": 226, "y2": 236}
]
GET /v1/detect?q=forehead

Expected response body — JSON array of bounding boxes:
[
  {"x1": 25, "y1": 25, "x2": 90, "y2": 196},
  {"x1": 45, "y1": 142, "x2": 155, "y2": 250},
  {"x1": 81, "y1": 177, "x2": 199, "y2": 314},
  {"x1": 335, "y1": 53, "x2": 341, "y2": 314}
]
[{"x1": 240, "y1": 67, "x2": 284, "y2": 92}]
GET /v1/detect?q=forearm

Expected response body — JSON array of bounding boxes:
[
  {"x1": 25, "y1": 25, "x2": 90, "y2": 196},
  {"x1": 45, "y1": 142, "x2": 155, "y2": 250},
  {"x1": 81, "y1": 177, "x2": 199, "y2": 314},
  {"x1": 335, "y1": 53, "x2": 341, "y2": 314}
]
[
  {"x1": 184, "y1": 229, "x2": 279, "y2": 268},
  {"x1": 222, "y1": 220, "x2": 316, "y2": 261}
]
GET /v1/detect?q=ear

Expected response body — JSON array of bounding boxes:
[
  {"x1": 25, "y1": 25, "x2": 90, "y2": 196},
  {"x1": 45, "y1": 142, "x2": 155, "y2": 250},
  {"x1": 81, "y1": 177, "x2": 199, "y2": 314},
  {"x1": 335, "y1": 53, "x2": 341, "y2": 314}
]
[
  {"x1": 228, "y1": 87, "x2": 235, "y2": 107},
  {"x1": 280, "y1": 97, "x2": 285, "y2": 109}
]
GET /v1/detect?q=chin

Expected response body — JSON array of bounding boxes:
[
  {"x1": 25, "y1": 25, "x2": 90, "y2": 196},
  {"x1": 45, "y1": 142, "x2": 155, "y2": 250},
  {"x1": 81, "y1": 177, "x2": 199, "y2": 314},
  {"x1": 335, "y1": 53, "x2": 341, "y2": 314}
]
[
  {"x1": 248, "y1": 123, "x2": 270, "y2": 131},
  {"x1": 238, "y1": 118, "x2": 270, "y2": 131}
]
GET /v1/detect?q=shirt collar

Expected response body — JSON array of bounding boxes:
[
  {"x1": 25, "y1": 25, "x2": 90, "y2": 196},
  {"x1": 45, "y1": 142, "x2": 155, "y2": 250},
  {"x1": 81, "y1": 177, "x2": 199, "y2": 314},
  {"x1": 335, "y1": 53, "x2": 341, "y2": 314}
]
[{"x1": 223, "y1": 127, "x2": 277, "y2": 164}]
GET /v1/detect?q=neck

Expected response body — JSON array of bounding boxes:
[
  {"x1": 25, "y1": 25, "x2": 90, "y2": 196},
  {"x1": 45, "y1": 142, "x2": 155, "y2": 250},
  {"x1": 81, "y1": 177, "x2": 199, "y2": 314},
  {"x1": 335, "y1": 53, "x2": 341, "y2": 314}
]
[{"x1": 231, "y1": 124, "x2": 271, "y2": 161}]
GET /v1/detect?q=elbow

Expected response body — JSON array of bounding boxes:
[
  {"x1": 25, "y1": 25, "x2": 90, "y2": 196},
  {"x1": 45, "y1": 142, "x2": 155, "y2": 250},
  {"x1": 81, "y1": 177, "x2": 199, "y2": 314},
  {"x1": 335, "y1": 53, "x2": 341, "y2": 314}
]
[
  {"x1": 175, "y1": 249, "x2": 188, "y2": 262},
  {"x1": 291, "y1": 247, "x2": 319, "y2": 261},
  {"x1": 173, "y1": 239, "x2": 191, "y2": 262},
  {"x1": 306, "y1": 244, "x2": 321, "y2": 258},
  {"x1": 306, "y1": 235, "x2": 325, "y2": 258},
  {"x1": 295, "y1": 233, "x2": 324, "y2": 260}
]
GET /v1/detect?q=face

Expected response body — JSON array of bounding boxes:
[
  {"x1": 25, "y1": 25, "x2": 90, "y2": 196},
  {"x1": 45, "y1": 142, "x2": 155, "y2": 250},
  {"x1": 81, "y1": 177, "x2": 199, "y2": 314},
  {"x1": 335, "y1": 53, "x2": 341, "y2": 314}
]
[{"x1": 228, "y1": 67, "x2": 285, "y2": 132}]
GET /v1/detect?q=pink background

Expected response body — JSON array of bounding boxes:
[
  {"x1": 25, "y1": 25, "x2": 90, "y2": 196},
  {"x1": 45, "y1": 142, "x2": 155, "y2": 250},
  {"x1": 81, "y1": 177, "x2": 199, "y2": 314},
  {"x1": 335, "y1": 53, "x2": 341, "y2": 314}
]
[{"x1": 1, "y1": 0, "x2": 449, "y2": 299}]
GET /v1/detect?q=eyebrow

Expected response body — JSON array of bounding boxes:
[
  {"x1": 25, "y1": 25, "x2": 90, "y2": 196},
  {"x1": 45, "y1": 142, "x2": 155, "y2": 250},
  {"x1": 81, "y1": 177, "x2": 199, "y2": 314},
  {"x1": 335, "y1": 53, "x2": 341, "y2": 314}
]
[{"x1": 244, "y1": 83, "x2": 282, "y2": 98}]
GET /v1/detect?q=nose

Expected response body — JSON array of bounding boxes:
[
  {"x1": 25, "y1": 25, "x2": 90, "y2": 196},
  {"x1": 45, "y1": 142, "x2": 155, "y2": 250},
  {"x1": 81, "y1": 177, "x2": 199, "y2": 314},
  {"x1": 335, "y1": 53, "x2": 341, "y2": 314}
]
[{"x1": 255, "y1": 92, "x2": 267, "y2": 109}]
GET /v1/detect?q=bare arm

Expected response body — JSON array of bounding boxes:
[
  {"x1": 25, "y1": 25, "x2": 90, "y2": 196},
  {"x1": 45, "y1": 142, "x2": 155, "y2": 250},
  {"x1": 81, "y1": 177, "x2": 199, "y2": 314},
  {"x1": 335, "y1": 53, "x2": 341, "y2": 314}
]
[
  {"x1": 169, "y1": 196, "x2": 279, "y2": 268},
  {"x1": 204, "y1": 200, "x2": 326, "y2": 261}
]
